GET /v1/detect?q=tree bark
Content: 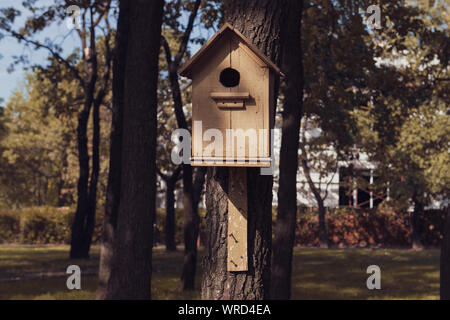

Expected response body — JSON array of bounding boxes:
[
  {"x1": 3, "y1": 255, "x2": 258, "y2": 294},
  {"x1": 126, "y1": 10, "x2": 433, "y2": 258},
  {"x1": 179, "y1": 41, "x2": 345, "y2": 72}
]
[
  {"x1": 271, "y1": 0, "x2": 304, "y2": 300},
  {"x1": 98, "y1": 0, "x2": 164, "y2": 299},
  {"x1": 201, "y1": 1, "x2": 287, "y2": 300},
  {"x1": 97, "y1": 0, "x2": 129, "y2": 300},
  {"x1": 441, "y1": 206, "x2": 450, "y2": 300},
  {"x1": 411, "y1": 194, "x2": 424, "y2": 250}
]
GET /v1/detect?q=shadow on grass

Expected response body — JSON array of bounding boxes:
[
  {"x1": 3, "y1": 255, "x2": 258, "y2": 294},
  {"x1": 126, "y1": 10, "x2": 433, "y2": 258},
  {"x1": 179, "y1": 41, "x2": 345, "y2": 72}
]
[{"x1": 0, "y1": 246, "x2": 440, "y2": 300}]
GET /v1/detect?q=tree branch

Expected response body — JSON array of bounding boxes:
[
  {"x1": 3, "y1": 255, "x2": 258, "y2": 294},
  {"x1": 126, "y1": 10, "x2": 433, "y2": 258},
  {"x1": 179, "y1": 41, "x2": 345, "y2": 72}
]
[
  {"x1": 10, "y1": 32, "x2": 84, "y2": 86},
  {"x1": 173, "y1": 0, "x2": 201, "y2": 67}
]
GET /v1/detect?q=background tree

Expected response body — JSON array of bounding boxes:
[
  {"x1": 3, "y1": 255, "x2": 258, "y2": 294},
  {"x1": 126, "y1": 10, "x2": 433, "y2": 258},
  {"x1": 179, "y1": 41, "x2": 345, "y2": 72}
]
[
  {"x1": 97, "y1": 0, "x2": 128, "y2": 300},
  {"x1": 160, "y1": 0, "x2": 220, "y2": 290},
  {"x1": 353, "y1": 0, "x2": 449, "y2": 249},
  {"x1": 298, "y1": 116, "x2": 341, "y2": 248},
  {"x1": 98, "y1": 0, "x2": 164, "y2": 300},
  {"x1": 271, "y1": 0, "x2": 304, "y2": 300},
  {"x1": 0, "y1": 0, "x2": 114, "y2": 258},
  {"x1": 0, "y1": 74, "x2": 78, "y2": 207},
  {"x1": 157, "y1": 166, "x2": 182, "y2": 251}
]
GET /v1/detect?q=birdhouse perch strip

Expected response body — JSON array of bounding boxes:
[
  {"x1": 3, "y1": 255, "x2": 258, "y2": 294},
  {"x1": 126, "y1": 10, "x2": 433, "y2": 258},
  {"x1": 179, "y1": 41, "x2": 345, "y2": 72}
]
[
  {"x1": 227, "y1": 167, "x2": 248, "y2": 271},
  {"x1": 210, "y1": 92, "x2": 250, "y2": 99}
]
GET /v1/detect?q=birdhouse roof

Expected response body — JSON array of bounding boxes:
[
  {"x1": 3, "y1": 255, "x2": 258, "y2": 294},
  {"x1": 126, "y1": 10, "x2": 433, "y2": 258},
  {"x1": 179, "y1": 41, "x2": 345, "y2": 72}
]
[{"x1": 179, "y1": 23, "x2": 284, "y2": 78}]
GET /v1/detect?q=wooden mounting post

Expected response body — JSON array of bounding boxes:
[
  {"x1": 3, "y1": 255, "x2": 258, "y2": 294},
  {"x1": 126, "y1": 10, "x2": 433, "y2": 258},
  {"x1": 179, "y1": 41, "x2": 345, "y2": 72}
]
[{"x1": 227, "y1": 167, "x2": 248, "y2": 271}]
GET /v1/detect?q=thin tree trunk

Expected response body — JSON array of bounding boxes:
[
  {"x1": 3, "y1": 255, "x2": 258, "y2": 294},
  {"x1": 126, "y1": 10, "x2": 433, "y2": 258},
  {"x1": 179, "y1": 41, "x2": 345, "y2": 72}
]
[
  {"x1": 160, "y1": 166, "x2": 182, "y2": 252},
  {"x1": 201, "y1": 1, "x2": 287, "y2": 300},
  {"x1": 84, "y1": 96, "x2": 100, "y2": 255},
  {"x1": 165, "y1": 178, "x2": 177, "y2": 251},
  {"x1": 99, "y1": 0, "x2": 164, "y2": 299},
  {"x1": 411, "y1": 195, "x2": 424, "y2": 250},
  {"x1": 193, "y1": 167, "x2": 207, "y2": 210},
  {"x1": 70, "y1": 93, "x2": 95, "y2": 259},
  {"x1": 97, "y1": 0, "x2": 128, "y2": 300},
  {"x1": 271, "y1": 0, "x2": 303, "y2": 300},
  {"x1": 317, "y1": 198, "x2": 328, "y2": 248},
  {"x1": 300, "y1": 142, "x2": 329, "y2": 248},
  {"x1": 70, "y1": 20, "x2": 99, "y2": 259},
  {"x1": 440, "y1": 206, "x2": 450, "y2": 300},
  {"x1": 180, "y1": 164, "x2": 199, "y2": 290},
  {"x1": 57, "y1": 140, "x2": 69, "y2": 207},
  {"x1": 160, "y1": 0, "x2": 201, "y2": 290}
]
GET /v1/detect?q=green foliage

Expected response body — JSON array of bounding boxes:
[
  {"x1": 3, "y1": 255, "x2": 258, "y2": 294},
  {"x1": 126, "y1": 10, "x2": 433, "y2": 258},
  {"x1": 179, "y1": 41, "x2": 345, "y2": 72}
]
[
  {"x1": 0, "y1": 206, "x2": 203, "y2": 246},
  {"x1": 19, "y1": 207, "x2": 73, "y2": 244},
  {"x1": 0, "y1": 207, "x2": 104, "y2": 245},
  {"x1": 0, "y1": 73, "x2": 79, "y2": 208},
  {"x1": 0, "y1": 212, "x2": 20, "y2": 243}
]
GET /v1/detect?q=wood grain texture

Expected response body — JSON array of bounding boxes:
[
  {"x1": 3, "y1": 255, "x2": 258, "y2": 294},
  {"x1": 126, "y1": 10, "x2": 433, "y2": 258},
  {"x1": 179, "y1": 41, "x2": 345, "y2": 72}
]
[
  {"x1": 227, "y1": 167, "x2": 248, "y2": 271},
  {"x1": 190, "y1": 29, "x2": 271, "y2": 165},
  {"x1": 201, "y1": 0, "x2": 286, "y2": 300}
]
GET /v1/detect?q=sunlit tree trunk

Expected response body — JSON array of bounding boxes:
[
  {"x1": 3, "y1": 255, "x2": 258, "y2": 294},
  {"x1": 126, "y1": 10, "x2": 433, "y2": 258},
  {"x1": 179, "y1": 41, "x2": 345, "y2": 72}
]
[{"x1": 201, "y1": 0, "x2": 288, "y2": 299}]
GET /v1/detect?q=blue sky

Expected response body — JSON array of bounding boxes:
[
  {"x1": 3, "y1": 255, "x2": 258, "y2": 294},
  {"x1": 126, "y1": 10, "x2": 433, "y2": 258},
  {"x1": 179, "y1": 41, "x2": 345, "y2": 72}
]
[
  {"x1": 0, "y1": 1, "x2": 214, "y2": 105},
  {"x1": 0, "y1": 0, "x2": 91, "y2": 103}
]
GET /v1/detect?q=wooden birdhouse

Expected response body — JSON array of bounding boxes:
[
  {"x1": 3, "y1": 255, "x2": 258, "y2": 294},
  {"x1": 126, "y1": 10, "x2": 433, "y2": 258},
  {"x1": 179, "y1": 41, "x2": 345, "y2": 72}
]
[{"x1": 180, "y1": 23, "x2": 283, "y2": 167}]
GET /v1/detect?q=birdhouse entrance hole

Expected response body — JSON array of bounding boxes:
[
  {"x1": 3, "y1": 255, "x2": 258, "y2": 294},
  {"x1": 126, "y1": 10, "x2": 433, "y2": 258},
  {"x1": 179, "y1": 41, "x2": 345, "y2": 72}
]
[{"x1": 219, "y1": 68, "x2": 240, "y2": 87}]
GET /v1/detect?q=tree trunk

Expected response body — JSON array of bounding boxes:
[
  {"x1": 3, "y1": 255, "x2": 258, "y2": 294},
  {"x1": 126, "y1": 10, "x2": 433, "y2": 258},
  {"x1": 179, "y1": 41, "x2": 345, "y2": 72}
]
[
  {"x1": 166, "y1": 55, "x2": 199, "y2": 290},
  {"x1": 97, "y1": 0, "x2": 129, "y2": 300},
  {"x1": 70, "y1": 91, "x2": 95, "y2": 259},
  {"x1": 180, "y1": 164, "x2": 199, "y2": 290},
  {"x1": 441, "y1": 206, "x2": 450, "y2": 300},
  {"x1": 411, "y1": 195, "x2": 424, "y2": 250},
  {"x1": 271, "y1": 0, "x2": 303, "y2": 300},
  {"x1": 160, "y1": 1, "x2": 201, "y2": 290},
  {"x1": 70, "y1": 22, "x2": 99, "y2": 259},
  {"x1": 317, "y1": 198, "x2": 328, "y2": 248},
  {"x1": 165, "y1": 173, "x2": 179, "y2": 252},
  {"x1": 57, "y1": 140, "x2": 69, "y2": 207},
  {"x1": 193, "y1": 167, "x2": 207, "y2": 210},
  {"x1": 201, "y1": 1, "x2": 287, "y2": 300},
  {"x1": 300, "y1": 142, "x2": 329, "y2": 248},
  {"x1": 84, "y1": 96, "x2": 100, "y2": 256},
  {"x1": 98, "y1": 0, "x2": 164, "y2": 299}
]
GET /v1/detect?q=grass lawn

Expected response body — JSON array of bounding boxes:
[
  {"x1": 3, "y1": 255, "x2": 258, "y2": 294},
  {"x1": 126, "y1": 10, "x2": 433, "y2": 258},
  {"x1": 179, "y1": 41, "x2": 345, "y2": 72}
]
[{"x1": 0, "y1": 245, "x2": 440, "y2": 300}]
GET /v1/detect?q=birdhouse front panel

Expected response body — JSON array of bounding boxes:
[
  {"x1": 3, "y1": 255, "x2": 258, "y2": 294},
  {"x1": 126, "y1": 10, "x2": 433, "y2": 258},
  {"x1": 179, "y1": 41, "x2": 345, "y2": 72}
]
[{"x1": 180, "y1": 24, "x2": 282, "y2": 167}]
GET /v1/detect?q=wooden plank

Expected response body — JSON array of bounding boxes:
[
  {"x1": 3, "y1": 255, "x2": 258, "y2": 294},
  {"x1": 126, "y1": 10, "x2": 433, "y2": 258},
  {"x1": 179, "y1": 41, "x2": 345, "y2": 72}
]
[
  {"x1": 190, "y1": 32, "x2": 231, "y2": 159},
  {"x1": 210, "y1": 92, "x2": 250, "y2": 99},
  {"x1": 191, "y1": 161, "x2": 271, "y2": 168},
  {"x1": 217, "y1": 101, "x2": 244, "y2": 108},
  {"x1": 230, "y1": 39, "x2": 266, "y2": 160},
  {"x1": 227, "y1": 167, "x2": 248, "y2": 271}
]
